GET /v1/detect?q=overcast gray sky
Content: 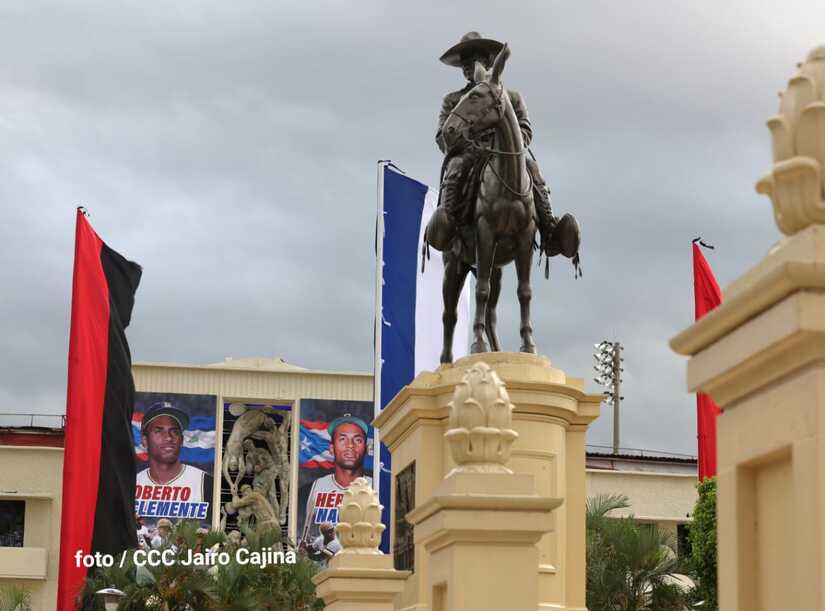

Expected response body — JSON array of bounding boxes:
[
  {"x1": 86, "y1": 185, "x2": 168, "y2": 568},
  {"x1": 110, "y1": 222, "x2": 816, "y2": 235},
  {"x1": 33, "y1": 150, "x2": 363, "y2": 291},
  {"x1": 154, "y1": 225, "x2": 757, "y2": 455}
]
[{"x1": 1, "y1": 1, "x2": 822, "y2": 454}]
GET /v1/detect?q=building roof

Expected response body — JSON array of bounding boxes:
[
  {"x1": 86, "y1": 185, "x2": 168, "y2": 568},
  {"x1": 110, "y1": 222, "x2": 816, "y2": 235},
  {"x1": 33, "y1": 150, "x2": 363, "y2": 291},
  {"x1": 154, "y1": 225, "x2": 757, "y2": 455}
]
[
  {"x1": 205, "y1": 356, "x2": 309, "y2": 372},
  {"x1": 0, "y1": 427, "x2": 64, "y2": 447},
  {"x1": 586, "y1": 446, "x2": 697, "y2": 475},
  {"x1": 134, "y1": 356, "x2": 371, "y2": 378}
]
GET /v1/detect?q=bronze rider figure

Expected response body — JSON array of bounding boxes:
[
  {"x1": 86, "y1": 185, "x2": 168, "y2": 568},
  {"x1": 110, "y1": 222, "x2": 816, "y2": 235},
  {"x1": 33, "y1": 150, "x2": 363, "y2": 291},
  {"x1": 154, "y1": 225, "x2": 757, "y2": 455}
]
[{"x1": 427, "y1": 32, "x2": 556, "y2": 253}]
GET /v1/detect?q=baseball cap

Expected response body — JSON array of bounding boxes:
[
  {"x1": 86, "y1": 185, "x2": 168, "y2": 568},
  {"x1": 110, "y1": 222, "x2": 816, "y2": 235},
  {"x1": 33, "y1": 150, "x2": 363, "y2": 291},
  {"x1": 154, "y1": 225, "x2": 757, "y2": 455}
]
[
  {"x1": 141, "y1": 401, "x2": 189, "y2": 433},
  {"x1": 327, "y1": 414, "x2": 369, "y2": 437}
]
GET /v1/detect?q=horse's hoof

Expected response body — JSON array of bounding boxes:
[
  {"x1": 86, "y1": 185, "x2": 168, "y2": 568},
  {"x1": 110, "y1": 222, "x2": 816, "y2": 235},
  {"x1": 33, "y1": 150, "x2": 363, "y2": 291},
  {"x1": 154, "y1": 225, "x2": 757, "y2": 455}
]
[
  {"x1": 471, "y1": 340, "x2": 489, "y2": 354},
  {"x1": 520, "y1": 343, "x2": 536, "y2": 354}
]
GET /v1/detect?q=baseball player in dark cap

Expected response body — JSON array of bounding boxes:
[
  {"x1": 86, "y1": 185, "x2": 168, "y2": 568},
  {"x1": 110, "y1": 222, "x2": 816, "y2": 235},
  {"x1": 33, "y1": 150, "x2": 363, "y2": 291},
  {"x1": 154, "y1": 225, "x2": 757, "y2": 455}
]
[
  {"x1": 300, "y1": 414, "x2": 372, "y2": 545},
  {"x1": 326, "y1": 414, "x2": 370, "y2": 486},
  {"x1": 138, "y1": 402, "x2": 193, "y2": 485},
  {"x1": 135, "y1": 401, "x2": 212, "y2": 529}
]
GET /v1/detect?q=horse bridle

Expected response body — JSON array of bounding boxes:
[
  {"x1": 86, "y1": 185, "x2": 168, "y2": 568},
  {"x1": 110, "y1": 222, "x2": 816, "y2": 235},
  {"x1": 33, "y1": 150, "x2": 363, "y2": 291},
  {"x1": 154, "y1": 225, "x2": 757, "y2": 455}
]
[
  {"x1": 447, "y1": 82, "x2": 508, "y2": 146},
  {"x1": 447, "y1": 82, "x2": 533, "y2": 197}
]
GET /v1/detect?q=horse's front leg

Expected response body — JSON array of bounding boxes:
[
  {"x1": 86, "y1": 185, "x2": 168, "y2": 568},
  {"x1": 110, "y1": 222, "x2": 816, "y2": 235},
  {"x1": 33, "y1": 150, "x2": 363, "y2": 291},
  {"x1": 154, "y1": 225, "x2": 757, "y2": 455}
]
[
  {"x1": 441, "y1": 251, "x2": 471, "y2": 363},
  {"x1": 515, "y1": 221, "x2": 537, "y2": 353},
  {"x1": 471, "y1": 218, "x2": 495, "y2": 354},
  {"x1": 486, "y1": 266, "x2": 502, "y2": 351}
]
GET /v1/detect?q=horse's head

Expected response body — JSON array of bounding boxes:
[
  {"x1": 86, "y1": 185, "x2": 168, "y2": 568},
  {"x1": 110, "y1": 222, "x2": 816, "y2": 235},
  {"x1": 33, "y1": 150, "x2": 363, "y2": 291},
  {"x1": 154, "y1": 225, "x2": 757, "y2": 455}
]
[{"x1": 442, "y1": 43, "x2": 511, "y2": 151}]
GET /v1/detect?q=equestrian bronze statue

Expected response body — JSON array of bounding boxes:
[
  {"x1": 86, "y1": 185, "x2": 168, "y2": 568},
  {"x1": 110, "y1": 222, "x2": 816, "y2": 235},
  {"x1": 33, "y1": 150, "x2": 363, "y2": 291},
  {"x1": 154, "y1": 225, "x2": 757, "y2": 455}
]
[{"x1": 425, "y1": 33, "x2": 581, "y2": 363}]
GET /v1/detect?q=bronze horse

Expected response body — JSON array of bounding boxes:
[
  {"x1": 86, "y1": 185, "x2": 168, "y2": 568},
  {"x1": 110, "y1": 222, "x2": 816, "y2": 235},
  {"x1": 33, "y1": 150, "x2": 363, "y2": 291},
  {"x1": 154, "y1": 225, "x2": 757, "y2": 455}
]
[{"x1": 434, "y1": 44, "x2": 539, "y2": 363}]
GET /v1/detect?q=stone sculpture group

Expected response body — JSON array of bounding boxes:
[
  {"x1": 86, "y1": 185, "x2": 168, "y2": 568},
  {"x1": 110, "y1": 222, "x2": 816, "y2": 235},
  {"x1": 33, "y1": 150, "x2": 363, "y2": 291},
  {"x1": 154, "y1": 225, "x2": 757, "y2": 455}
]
[{"x1": 221, "y1": 404, "x2": 291, "y2": 534}]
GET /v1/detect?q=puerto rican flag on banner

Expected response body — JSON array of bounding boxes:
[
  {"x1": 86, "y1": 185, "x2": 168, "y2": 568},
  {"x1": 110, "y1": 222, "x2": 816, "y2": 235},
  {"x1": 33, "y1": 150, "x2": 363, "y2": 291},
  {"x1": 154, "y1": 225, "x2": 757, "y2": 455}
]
[
  {"x1": 131, "y1": 411, "x2": 216, "y2": 465},
  {"x1": 299, "y1": 419, "x2": 374, "y2": 470},
  {"x1": 299, "y1": 420, "x2": 335, "y2": 469},
  {"x1": 373, "y1": 163, "x2": 470, "y2": 550}
]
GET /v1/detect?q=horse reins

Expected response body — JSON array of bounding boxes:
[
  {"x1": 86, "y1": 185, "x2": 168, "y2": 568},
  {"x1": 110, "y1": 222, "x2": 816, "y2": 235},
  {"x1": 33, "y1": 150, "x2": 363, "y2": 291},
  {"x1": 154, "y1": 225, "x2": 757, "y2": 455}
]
[
  {"x1": 446, "y1": 82, "x2": 507, "y2": 146},
  {"x1": 447, "y1": 82, "x2": 532, "y2": 197},
  {"x1": 485, "y1": 156, "x2": 533, "y2": 198}
]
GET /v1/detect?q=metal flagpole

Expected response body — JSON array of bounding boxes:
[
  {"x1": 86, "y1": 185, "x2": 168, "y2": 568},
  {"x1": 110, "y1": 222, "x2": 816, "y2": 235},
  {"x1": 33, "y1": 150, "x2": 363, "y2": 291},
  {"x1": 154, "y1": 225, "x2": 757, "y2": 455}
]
[
  {"x1": 373, "y1": 160, "x2": 387, "y2": 494},
  {"x1": 612, "y1": 343, "x2": 622, "y2": 455}
]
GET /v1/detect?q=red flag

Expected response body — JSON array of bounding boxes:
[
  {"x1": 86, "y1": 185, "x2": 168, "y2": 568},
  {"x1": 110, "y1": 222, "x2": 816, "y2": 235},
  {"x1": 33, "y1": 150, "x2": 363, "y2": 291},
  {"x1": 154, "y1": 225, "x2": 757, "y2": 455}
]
[
  {"x1": 692, "y1": 242, "x2": 722, "y2": 480},
  {"x1": 57, "y1": 210, "x2": 141, "y2": 610}
]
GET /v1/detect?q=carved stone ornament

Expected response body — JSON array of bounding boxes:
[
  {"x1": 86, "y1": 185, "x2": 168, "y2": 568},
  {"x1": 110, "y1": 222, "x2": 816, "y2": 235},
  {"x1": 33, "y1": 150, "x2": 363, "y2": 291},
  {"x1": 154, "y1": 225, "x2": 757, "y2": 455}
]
[
  {"x1": 757, "y1": 45, "x2": 825, "y2": 235},
  {"x1": 335, "y1": 477, "x2": 385, "y2": 554},
  {"x1": 444, "y1": 362, "x2": 519, "y2": 474}
]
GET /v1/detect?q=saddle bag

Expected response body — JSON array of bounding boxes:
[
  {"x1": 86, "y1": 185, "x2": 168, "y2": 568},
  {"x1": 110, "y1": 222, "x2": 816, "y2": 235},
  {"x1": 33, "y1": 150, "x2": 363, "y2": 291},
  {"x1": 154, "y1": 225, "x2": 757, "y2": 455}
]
[{"x1": 546, "y1": 213, "x2": 580, "y2": 259}]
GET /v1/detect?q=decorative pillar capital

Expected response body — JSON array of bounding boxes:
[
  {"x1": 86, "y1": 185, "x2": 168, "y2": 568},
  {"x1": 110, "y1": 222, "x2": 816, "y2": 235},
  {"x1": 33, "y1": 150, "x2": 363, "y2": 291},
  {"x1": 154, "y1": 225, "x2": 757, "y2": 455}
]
[
  {"x1": 445, "y1": 361, "x2": 519, "y2": 475},
  {"x1": 757, "y1": 44, "x2": 825, "y2": 235},
  {"x1": 335, "y1": 477, "x2": 385, "y2": 554}
]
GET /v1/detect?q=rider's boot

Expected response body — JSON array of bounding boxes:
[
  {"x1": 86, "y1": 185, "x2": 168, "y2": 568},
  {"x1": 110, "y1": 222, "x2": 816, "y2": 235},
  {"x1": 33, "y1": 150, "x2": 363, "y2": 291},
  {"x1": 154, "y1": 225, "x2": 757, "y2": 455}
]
[
  {"x1": 426, "y1": 175, "x2": 461, "y2": 251},
  {"x1": 527, "y1": 159, "x2": 556, "y2": 252},
  {"x1": 535, "y1": 185, "x2": 555, "y2": 251}
]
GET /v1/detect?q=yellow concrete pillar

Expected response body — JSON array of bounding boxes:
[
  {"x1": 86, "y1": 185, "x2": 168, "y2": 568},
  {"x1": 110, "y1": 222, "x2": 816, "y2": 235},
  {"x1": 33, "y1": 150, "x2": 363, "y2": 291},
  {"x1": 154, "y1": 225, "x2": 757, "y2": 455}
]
[
  {"x1": 374, "y1": 353, "x2": 600, "y2": 611},
  {"x1": 671, "y1": 44, "x2": 825, "y2": 611},
  {"x1": 313, "y1": 478, "x2": 410, "y2": 611},
  {"x1": 564, "y1": 428, "x2": 588, "y2": 611},
  {"x1": 313, "y1": 554, "x2": 409, "y2": 611},
  {"x1": 408, "y1": 471, "x2": 560, "y2": 611}
]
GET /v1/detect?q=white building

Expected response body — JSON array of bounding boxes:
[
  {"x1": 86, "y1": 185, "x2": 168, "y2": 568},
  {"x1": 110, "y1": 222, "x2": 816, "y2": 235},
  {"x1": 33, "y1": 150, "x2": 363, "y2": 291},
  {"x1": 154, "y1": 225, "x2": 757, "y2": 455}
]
[{"x1": 586, "y1": 448, "x2": 698, "y2": 556}]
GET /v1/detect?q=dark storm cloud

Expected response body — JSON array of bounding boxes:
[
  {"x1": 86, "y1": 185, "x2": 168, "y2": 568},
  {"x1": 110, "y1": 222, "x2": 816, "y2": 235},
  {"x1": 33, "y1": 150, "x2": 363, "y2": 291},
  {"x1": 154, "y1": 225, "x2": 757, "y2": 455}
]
[{"x1": 1, "y1": 1, "x2": 823, "y2": 452}]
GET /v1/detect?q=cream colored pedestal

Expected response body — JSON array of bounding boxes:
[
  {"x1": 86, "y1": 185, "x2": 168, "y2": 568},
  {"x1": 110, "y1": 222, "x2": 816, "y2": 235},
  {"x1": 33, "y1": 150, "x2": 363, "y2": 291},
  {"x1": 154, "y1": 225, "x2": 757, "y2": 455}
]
[
  {"x1": 671, "y1": 43, "x2": 825, "y2": 611},
  {"x1": 407, "y1": 472, "x2": 560, "y2": 611},
  {"x1": 672, "y1": 226, "x2": 825, "y2": 610},
  {"x1": 313, "y1": 554, "x2": 410, "y2": 611},
  {"x1": 374, "y1": 352, "x2": 601, "y2": 611}
]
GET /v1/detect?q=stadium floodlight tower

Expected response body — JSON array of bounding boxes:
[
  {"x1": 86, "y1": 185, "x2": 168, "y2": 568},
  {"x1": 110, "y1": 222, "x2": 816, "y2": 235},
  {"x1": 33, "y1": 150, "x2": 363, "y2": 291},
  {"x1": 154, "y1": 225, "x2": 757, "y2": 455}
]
[{"x1": 593, "y1": 340, "x2": 624, "y2": 454}]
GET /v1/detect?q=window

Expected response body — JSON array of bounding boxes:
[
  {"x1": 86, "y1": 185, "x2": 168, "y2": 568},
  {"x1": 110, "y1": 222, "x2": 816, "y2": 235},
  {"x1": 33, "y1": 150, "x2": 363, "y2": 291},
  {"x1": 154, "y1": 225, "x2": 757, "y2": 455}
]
[
  {"x1": 677, "y1": 523, "x2": 692, "y2": 559},
  {"x1": 637, "y1": 522, "x2": 655, "y2": 534},
  {"x1": 394, "y1": 462, "x2": 415, "y2": 572},
  {"x1": 0, "y1": 501, "x2": 24, "y2": 547}
]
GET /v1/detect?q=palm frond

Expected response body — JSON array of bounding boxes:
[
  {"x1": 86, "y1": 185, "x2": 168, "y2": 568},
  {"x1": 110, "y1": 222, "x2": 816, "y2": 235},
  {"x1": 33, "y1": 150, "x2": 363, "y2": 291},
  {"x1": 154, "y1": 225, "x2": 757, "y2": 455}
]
[
  {"x1": 0, "y1": 584, "x2": 32, "y2": 611},
  {"x1": 586, "y1": 495, "x2": 693, "y2": 610},
  {"x1": 586, "y1": 494, "x2": 630, "y2": 523}
]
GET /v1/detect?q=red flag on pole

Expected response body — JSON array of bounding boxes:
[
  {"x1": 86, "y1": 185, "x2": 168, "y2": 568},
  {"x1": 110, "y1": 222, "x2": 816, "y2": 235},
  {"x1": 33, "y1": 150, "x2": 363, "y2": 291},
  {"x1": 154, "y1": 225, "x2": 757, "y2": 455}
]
[
  {"x1": 57, "y1": 210, "x2": 141, "y2": 610},
  {"x1": 692, "y1": 241, "x2": 722, "y2": 480}
]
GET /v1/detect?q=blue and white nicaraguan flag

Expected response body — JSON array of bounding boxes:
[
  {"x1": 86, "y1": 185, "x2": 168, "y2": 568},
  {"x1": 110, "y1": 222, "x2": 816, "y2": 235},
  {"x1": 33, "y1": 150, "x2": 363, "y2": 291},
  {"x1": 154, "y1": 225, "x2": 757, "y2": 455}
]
[
  {"x1": 132, "y1": 411, "x2": 216, "y2": 466},
  {"x1": 373, "y1": 162, "x2": 470, "y2": 550}
]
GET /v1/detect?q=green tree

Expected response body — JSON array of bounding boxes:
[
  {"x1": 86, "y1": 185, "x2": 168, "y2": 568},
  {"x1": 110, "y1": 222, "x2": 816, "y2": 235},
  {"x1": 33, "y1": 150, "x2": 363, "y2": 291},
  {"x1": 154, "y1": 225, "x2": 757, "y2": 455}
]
[
  {"x1": 586, "y1": 494, "x2": 691, "y2": 610},
  {"x1": 688, "y1": 477, "x2": 717, "y2": 609},
  {"x1": 77, "y1": 521, "x2": 323, "y2": 610},
  {"x1": 0, "y1": 584, "x2": 32, "y2": 611}
]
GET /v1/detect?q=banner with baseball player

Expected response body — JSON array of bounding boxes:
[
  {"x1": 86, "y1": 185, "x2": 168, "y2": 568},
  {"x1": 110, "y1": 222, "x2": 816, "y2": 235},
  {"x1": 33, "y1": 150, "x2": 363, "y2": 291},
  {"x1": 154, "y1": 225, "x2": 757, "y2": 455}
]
[
  {"x1": 132, "y1": 392, "x2": 217, "y2": 536},
  {"x1": 297, "y1": 399, "x2": 374, "y2": 564}
]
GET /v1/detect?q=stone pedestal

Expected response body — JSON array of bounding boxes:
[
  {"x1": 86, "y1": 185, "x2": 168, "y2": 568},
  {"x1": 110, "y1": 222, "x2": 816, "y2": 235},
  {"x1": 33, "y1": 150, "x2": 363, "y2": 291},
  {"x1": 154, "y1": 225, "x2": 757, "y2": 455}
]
[
  {"x1": 407, "y1": 472, "x2": 561, "y2": 611},
  {"x1": 313, "y1": 554, "x2": 410, "y2": 611},
  {"x1": 373, "y1": 353, "x2": 601, "y2": 611},
  {"x1": 672, "y1": 44, "x2": 825, "y2": 611},
  {"x1": 312, "y1": 478, "x2": 410, "y2": 611},
  {"x1": 672, "y1": 226, "x2": 825, "y2": 610}
]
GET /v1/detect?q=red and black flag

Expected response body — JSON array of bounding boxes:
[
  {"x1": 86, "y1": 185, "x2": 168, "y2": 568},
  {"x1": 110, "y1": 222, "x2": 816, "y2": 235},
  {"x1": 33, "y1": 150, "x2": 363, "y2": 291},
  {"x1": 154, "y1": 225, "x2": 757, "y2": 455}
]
[
  {"x1": 692, "y1": 240, "x2": 722, "y2": 481},
  {"x1": 57, "y1": 209, "x2": 142, "y2": 610}
]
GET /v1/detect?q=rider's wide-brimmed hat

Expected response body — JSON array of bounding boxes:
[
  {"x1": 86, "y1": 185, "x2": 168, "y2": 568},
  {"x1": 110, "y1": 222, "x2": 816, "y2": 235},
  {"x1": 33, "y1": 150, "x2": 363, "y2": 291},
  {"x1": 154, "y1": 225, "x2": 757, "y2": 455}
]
[{"x1": 440, "y1": 32, "x2": 504, "y2": 67}]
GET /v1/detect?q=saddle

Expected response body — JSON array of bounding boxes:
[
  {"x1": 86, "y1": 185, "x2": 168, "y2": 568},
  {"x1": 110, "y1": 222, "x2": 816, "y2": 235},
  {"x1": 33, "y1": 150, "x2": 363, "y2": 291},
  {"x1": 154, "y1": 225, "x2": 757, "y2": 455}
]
[
  {"x1": 439, "y1": 150, "x2": 491, "y2": 227},
  {"x1": 428, "y1": 151, "x2": 582, "y2": 279}
]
